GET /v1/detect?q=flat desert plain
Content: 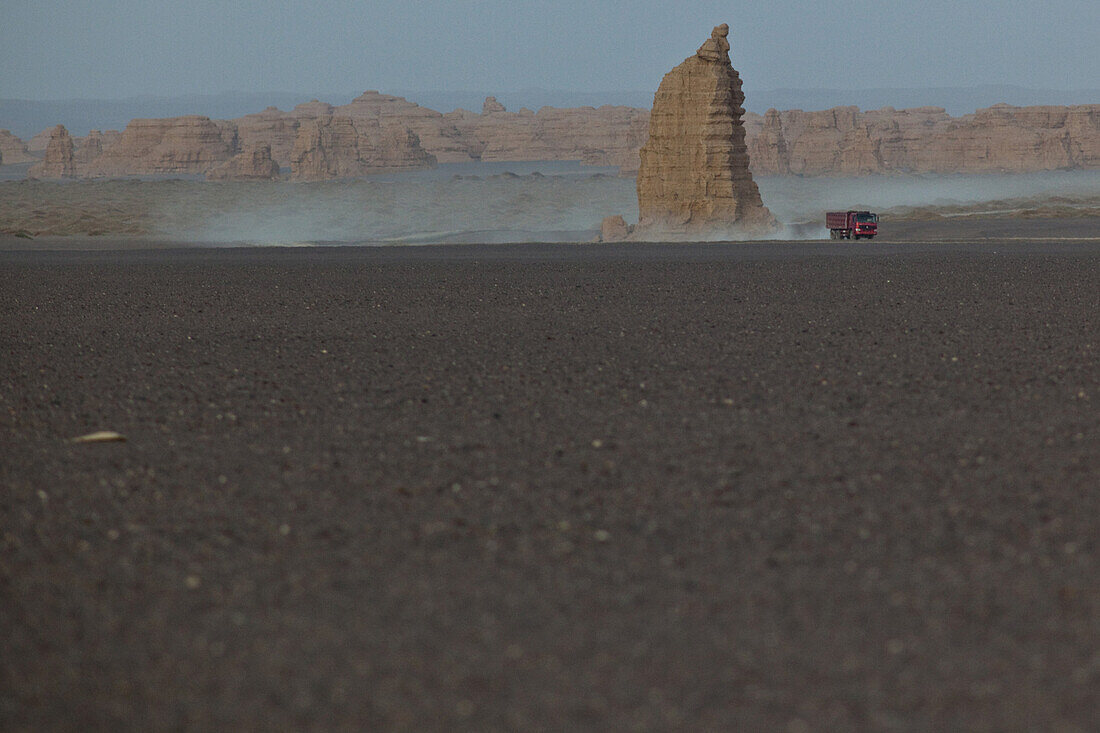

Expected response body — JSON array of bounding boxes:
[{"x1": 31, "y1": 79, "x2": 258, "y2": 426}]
[{"x1": 2, "y1": 237, "x2": 1099, "y2": 730}]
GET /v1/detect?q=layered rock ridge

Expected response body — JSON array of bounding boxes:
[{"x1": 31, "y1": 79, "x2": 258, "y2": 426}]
[
  {"x1": 740, "y1": 104, "x2": 1100, "y2": 175},
  {"x1": 289, "y1": 116, "x2": 436, "y2": 181},
  {"x1": 83, "y1": 116, "x2": 237, "y2": 177},
  {"x1": 633, "y1": 24, "x2": 775, "y2": 237},
  {"x1": 0, "y1": 130, "x2": 37, "y2": 165},
  {"x1": 11, "y1": 92, "x2": 1099, "y2": 179},
  {"x1": 206, "y1": 143, "x2": 282, "y2": 181}
]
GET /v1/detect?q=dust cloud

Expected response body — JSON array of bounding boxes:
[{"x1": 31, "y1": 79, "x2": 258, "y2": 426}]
[{"x1": 2, "y1": 164, "x2": 1098, "y2": 243}]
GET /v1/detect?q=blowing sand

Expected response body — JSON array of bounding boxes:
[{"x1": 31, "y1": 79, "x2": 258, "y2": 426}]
[
  {"x1": 2, "y1": 168, "x2": 1099, "y2": 244},
  {"x1": 2, "y1": 242, "x2": 1098, "y2": 729}
]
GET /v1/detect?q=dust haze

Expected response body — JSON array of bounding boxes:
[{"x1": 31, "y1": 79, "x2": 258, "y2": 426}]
[
  {"x1": 2, "y1": 164, "x2": 1099, "y2": 243},
  {"x1": 158, "y1": 167, "x2": 1100, "y2": 244}
]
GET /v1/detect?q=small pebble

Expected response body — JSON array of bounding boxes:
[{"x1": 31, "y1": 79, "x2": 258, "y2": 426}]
[{"x1": 71, "y1": 430, "x2": 125, "y2": 444}]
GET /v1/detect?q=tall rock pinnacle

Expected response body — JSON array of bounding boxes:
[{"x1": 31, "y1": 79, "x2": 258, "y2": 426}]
[
  {"x1": 29, "y1": 125, "x2": 77, "y2": 179},
  {"x1": 634, "y1": 24, "x2": 776, "y2": 236}
]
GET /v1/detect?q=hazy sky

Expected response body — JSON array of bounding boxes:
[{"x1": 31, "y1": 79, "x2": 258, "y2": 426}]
[{"x1": 2, "y1": 0, "x2": 1097, "y2": 99}]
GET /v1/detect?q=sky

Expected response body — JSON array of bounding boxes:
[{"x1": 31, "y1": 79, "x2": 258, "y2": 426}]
[{"x1": 1, "y1": 0, "x2": 1097, "y2": 100}]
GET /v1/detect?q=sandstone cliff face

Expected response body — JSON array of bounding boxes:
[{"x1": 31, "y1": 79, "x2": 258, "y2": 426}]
[
  {"x1": 29, "y1": 125, "x2": 77, "y2": 179},
  {"x1": 15, "y1": 91, "x2": 1100, "y2": 180},
  {"x1": 292, "y1": 99, "x2": 336, "y2": 118},
  {"x1": 206, "y1": 143, "x2": 282, "y2": 181},
  {"x1": 331, "y1": 91, "x2": 477, "y2": 164},
  {"x1": 634, "y1": 24, "x2": 775, "y2": 235},
  {"x1": 482, "y1": 97, "x2": 506, "y2": 115},
  {"x1": 85, "y1": 116, "x2": 236, "y2": 177},
  {"x1": 439, "y1": 100, "x2": 1100, "y2": 176},
  {"x1": 72, "y1": 130, "x2": 121, "y2": 173},
  {"x1": 743, "y1": 103, "x2": 1100, "y2": 176},
  {"x1": 0, "y1": 130, "x2": 36, "y2": 165},
  {"x1": 746, "y1": 109, "x2": 790, "y2": 175},
  {"x1": 26, "y1": 128, "x2": 54, "y2": 153},
  {"x1": 467, "y1": 105, "x2": 651, "y2": 168},
  {"x1": 295, "y1": 90, "x2": 650, "y2": 168},
  {"x1": 289, "y1": 116, "x2": 436, "y2": 181},
  {"x1": 235, "y1": 107, "x2": 300, "y2": 166}
]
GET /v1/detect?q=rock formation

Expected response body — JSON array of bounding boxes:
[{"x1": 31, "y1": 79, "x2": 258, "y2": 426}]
[
  {"x1": 330, "y1": 91, "x2": 477, "y2": 164},
  {"x1": 10, "y1": 87, "x2": 1100, "y2": 180},
  {"x1": 472, "y1": 104, "x2": 651, "y2": 168},
  {"x1": 634, "y1": 24, "x2": 775, "y2": 236},
  {"x1": 0, "y1": 130, "x2": 36, "y2": 165},
  {"x1": 84, "y1": 116, "x2": 236, "y2": 177},
  {"x1": 600, "y1": 215, "x2": 631, "y2": 242},
  {"x1": 746, "y1": 109, "x2": 790, "y2": 174},
  {"x1": 235, "y1": 107, "x2": 300, "y2": 166},
  {"x1": 72, "y1": 130, "x2": 119, "y2": 173},
  {"x1": 741, "y1": 104, "x2": 1100, "y2": 176},
  {"x1": 289, "y1": 116, "x2": 436, "y2": 181},
  {"x1": 26, "y1": 128, "x2": 54, "y2": 153},
  {"x1": 29, "y1": 125, "x2": 77, "y2": 178},
  {"x1": 482, "y1": 97, "x2": 506, "y2": 115},
  {"x1": 206, "y1": 143, "x2": 282, "y2": 181}
]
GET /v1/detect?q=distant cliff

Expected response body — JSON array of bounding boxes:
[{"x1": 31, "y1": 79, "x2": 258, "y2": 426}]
[
  {"x1": 5, "y1": 90, "x2": 1098, "y2": 180},
  {"x1": 741, "y1": 104, "x2": 1100, "y2": 176}
]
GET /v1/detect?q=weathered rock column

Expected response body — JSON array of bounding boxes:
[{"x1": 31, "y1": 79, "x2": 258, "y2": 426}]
[
  {"x1": 634, "y1": 24, "x2": 776, "y2": 237},
  {"x1": 29, "y1": 125, "x2": 77, "y2": 179}
]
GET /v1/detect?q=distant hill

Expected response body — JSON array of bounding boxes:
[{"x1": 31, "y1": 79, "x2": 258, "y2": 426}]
[
  {"x1": 0, "y1": 92, "x2": 357, "y2": 139},
  {"x1": 1, "y1": 85, "x2": 1097, "y2": 139},
  {"x1": 419, "y1": 85, "x2": 1100, "y2": 120},
  {"x1": 740, "y1": 85, "x2": 1100, "y2": 117}
]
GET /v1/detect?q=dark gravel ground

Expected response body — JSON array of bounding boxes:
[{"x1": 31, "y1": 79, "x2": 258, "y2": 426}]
[{"x1": 1, "y1": 242, "x2": 1098, "y2": 731}]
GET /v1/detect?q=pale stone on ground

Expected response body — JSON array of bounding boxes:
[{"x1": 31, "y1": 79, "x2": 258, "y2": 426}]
[{"x1": 600, "y1": 215, "x2": 631, "y2": 242}]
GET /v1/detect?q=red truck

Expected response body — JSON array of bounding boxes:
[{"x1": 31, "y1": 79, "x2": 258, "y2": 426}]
[{"x1": 827, "y1": 211, "x2": 878, "y2": 240}]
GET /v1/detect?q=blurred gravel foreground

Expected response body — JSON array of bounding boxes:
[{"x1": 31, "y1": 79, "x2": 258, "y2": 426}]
[{"x1": 2, "y1": 242, "x2": 1098, "y2": 730}]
